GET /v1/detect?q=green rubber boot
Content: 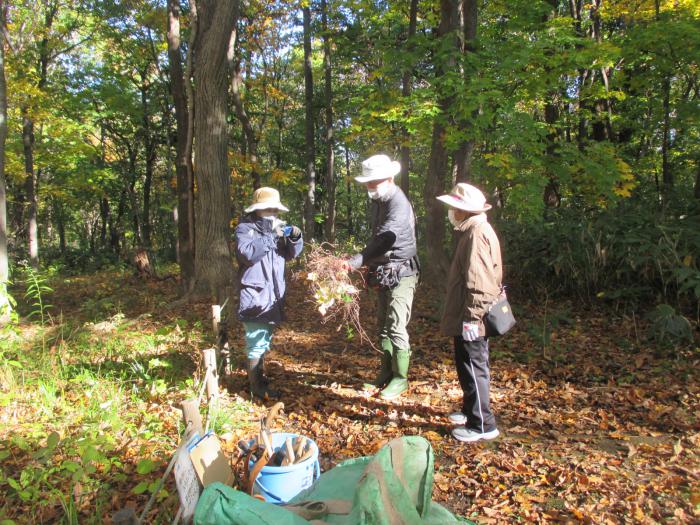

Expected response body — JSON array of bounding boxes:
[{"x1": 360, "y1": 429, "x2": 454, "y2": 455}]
[
  {"x1": 380, "y1": 349, "x2": 410, "y2": 400},
  {"x1": 363, "y1": 339, "x2": 394, "y2": 389}
]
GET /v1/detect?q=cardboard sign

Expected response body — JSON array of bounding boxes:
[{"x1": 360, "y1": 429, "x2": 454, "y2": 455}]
[
  {"x1": 188, "y1": 433, "x2": 233, "y2": 487},
  {"x1": 173, "y1": 447, "x2": 201, "y2": 524}
]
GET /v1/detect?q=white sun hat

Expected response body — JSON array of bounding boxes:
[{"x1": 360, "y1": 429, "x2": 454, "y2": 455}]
[
  {"x1": 244, "y1": 187, "x2": 290, "y2": 213},
  {"x1": 437, "y1": 183, "x2": 492, "y2": 213},
  {"x1": 354, "y1": 154, "x2": 401, "y2": 183}
]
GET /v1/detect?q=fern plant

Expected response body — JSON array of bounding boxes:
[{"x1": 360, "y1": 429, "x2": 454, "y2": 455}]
[{"x1": 23, "y1": 265, "x2": 53, "y2": 325}]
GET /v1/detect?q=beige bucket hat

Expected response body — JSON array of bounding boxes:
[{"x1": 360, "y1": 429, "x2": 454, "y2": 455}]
[
  {"x1": 354, "y1": 154, "x2": 401, "y2": 183},
  {"x1": 244, "y1": 187, "x2": 290, "y2": 213},
  {"x1": 437, "y1": 183, "x2": 492, "y2": 213}
]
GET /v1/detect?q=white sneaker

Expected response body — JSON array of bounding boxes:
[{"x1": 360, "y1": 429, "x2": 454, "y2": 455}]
[
  {"x1": 451, "y1": 427, "x2": 500, "y2": 443},
  {"x1": 448, "y1": 411, "x2": 467, "y2": 425}
]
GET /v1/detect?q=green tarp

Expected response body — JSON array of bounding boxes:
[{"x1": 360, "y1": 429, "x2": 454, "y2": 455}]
[{"x1": 194, "y1": 435, "x2": 474, "y2": 525}]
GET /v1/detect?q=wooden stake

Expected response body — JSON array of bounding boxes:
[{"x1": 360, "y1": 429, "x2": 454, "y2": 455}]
[
  {"x1": 211, "y1": 304, "x2": 221, "y2": 336},
  {"x1": 202, "y1": 348, "x2": 218, "y2": 400},
  {"x1": 180, "y1": 399, "x2": 203, "y2": 439}
]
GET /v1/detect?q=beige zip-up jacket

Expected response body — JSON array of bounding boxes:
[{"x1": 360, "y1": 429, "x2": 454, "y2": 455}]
[{"x1": 440, "y1": 213, "x2": 503, "y2": 337}]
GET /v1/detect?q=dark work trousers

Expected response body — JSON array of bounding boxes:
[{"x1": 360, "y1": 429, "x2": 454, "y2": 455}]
[{"x1": 453, "y1": 336, "x2": 497, "y2": 433}]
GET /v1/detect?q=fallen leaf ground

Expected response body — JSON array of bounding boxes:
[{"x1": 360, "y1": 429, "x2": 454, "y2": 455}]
[{"x1": 0, "y1": 268, "x2": 698, "y2": 524}]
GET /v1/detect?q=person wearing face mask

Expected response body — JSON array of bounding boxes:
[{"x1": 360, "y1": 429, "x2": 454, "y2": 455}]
[
  {"x1": 235, "y1": 187, "x2": 303, "y2": 399},
  {"x1": 344, "y1": 154, "x2": 420, "y2": 400},
  {"x1": 437, "y1": 183, "x2": 502, "y2": 442}
]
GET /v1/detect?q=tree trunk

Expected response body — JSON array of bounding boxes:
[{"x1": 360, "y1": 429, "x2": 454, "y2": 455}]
[
  {"x1": 424, "y1": 120, "x2": 451, "y2": 278},
  {"x1": 0, "y1": 2, "x2": 9, "y2": 324},
  {"x1": 345, "y1": 145, "x2": 353, "y2": 235},
  {"x1": 454, "y1": 0, "x2": 477, "y2": 183},
  {"x1": 694, "y1": 161, "x2": 700, "y2": 200},
  {"x1": 56, "y1": 204, "x2": 66, "y2": 254},
  {"x1": 20, "y1": 4, "x2": 55, "y2": 270},
  {"x1": 140, "y1": 78, "x2": 156, "y2": 250},
  {"x1": 423, "y1": 0, "x2": 460, "y2": 280},
  {"x1": 192, "y1": 0, "x2": 237, "y2": 301},
  {"x1": 142, "y1": 153, "x2": 153, "y2": 250},
  {"x1": 112, "y1": 189, "x2": 126, "y2": 255},
  {"x1": 303, "y1": 5, "x2": 316, "y2": 240},
  {"x1": 167, "y1": 0, "x2": 196, "y2": 293},
  {"x1": 100, "y1": 197, "x2": 109, "y2": 247},
  {"x1": 22, "y1": 111, "x2": 38, "y2": 269},
  {"x1": 321, "y1": 0, "x2": 336, "y2": 241},
  {"x1": 399, "y1": 0, "x2": 418, "y2": 198},
  {"x1": 126, "y1": 147, "x2": 142, "y2": 247}
]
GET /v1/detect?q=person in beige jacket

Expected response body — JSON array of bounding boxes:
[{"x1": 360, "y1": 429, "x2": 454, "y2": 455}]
[{"x1": 437, "y1": 183, "x2": 503, "y2": 442}]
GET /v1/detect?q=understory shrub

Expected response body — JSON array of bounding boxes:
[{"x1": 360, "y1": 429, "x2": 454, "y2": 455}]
[{"x1": 499, "y1": 198, "x2": 700, "y2": 315}]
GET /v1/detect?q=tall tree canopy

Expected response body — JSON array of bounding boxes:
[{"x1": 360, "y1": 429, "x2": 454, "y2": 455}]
[{"x1": 0, "y1": 0, "x2": 696, "y2": 308}]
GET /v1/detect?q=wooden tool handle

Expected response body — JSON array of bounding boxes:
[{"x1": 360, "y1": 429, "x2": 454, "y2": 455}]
[
  {"x1": 248, "y1": 450, "x2": 269, "y2": 495},
  {"x1": 285, "y1": 437, "x2": 296, "y2": 464},
  {"x1": 264, "y1": 402, "x2": 285, "y2": 430},
  {"x1": 296, "y1": 444, "x2": 314, "y2": 464},
  {"x1": 261, "y1": 430, "x2": 274, "y2": 457},
  {"x1": 293, "y1": 436, "x2": 307, "y2": 457}
]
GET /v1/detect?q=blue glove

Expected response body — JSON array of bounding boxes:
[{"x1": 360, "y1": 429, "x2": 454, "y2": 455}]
[{"x1": 282, "y1": 226, "x2": 293, "y2": 237}]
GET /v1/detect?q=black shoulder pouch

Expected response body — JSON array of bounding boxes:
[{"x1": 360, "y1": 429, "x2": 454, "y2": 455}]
[
  {"x1": 483, "y1": 291, "x2": 516, "y2": 336},
  {"x1": 368, "y1": 263, "x2": 401, "y2": 289}
]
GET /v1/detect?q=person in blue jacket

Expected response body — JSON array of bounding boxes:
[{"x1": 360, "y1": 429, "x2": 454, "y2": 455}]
[{"x1": 235, "y1": 187, "x2": 303, "y2": 399}]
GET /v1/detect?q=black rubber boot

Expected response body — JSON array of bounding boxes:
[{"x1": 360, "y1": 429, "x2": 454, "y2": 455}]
[
  {"x1": 247, "y1": 358, "x2": 269, "y2": 399},
  {"x1": 259, "y1": 355, "x2": 270, "y2": 386},
  {"x1": 257, "y1": 355, "x2": 279, "y2": 398}
]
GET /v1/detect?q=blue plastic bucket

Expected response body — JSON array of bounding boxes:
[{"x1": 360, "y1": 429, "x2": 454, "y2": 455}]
[{"x1": 250, "y1": 432, "x2": 321, "y2": 504}]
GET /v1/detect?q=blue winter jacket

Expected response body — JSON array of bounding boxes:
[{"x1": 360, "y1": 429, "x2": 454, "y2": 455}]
[{"x1": 235, "y1": 214, "x2": 304, "y2": 323}]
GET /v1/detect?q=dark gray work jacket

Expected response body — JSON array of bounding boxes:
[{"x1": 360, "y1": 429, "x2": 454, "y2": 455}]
[{"x1": 349, "y1": 185, "x2": 418, "y2": 272}]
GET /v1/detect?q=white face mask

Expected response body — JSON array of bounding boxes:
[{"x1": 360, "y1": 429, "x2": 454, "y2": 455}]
[
  {"x1": 367, "y1": 180, "x2": 392, "y2": 200},
  {"x1": 258, "y1": 211, "x2": 284, "y2": 229},
  {"x1": 448, "y1": 209, "x2": 462, "y2": 228}
]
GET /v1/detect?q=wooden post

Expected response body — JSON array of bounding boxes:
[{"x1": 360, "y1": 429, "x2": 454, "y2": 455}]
[
  {"x1": 180, "y1": 399, "x2": 203, "y2": 439},
  {"x1": 202, "y1": 347, "x2": 218, "y2": 400},
  {"x1": 211, "y1": 304, "x2": 221, "y2": 335}
]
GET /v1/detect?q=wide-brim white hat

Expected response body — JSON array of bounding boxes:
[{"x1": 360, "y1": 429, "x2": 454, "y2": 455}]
[
  {"x1": 244, "y1": 187, "x2": 290, "y2": 213},
  {"x1": 437, "y1": 183, "x2": 492, "y2": 213},
  {"x1": 355, "y1": 154, "x2": 401, "y2": 183}
]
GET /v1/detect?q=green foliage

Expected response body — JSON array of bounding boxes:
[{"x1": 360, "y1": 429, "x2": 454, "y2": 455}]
[
  {"x1": 501, "y1": 199, "x2": 700, "y2": 312},
  {"x1": 646, "y1": 304, "x2": 693, "y2": 346},
  {"x1": 0, "y1": 281, "x2": 17, "y2": 326}
]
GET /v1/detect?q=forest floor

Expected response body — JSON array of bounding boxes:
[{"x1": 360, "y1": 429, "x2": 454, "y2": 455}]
[{"x1": 0, "y1": 267, "x2": 698, "y2": 524}]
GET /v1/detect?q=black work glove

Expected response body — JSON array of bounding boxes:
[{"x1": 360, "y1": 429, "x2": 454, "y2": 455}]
[{"x1": 287, "y1": 225, "x2": 302, "y2": 240}]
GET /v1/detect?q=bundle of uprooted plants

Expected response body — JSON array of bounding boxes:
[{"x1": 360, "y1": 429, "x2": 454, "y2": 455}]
[{"x1": 299, "y1": 243, "x2": 374, "y2": 348}]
